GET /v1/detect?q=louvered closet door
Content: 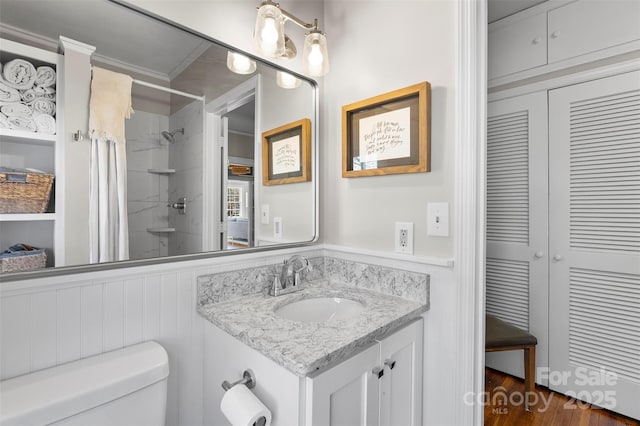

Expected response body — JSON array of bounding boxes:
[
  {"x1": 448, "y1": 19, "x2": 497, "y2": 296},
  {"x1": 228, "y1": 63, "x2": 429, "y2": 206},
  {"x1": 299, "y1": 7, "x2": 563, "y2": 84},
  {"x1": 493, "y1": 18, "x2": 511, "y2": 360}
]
[
  {"x1": 486, "y1": 91, "x2": 549, "y2": 381},
  {"x1": 548, "y1": 70, "x2": 640, "y2": 420}
]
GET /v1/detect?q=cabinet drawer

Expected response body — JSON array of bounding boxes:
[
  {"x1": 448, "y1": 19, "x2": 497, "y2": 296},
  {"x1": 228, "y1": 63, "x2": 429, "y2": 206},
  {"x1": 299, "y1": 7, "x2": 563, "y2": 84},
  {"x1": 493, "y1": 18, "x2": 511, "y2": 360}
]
[
  {"x1": 548, "y1": 0, "x2": 640, "y2": 63},
  {"x1": 488, "y1": 12, "x2": 547, "y2": 80}
]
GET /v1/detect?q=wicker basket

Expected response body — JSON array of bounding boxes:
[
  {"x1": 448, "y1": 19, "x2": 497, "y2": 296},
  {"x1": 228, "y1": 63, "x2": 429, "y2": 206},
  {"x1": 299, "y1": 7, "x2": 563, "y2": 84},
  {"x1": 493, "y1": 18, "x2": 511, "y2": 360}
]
[
  {"x1": 0, "y1": 168, "x2": 54, "y2": 213},
  {"x1": 0, "y1": 247, "x2": 47, "y2": 273}
]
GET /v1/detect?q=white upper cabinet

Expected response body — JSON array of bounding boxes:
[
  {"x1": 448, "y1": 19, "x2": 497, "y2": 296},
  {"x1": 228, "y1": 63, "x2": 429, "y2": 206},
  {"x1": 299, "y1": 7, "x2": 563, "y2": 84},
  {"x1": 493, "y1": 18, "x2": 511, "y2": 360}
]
[
  {"x1": 547, "y1": 0, "x2": 640, "y2": 63},
  {"x1": 488, "y1": 12, "x2": 547, "y2": 80},
  {"x1": 489, "y1": 0, "x2": 640, "y2": 85}
]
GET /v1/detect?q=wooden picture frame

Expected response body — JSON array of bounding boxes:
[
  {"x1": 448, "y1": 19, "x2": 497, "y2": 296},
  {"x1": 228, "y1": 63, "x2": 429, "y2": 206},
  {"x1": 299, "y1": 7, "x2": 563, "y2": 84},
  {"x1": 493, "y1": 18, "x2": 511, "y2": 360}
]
[
  {"x1": 342, "y1": 81, "x2": 430, "y2": 177},
  {"x1": 262, "y1": 118, "x2": 311, "y2": 185}
]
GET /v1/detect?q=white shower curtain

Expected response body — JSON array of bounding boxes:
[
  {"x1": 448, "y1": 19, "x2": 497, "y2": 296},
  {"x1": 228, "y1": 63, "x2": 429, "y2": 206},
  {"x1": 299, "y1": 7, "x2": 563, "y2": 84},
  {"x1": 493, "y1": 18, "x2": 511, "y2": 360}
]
[
  {"x1": 88, "y1": 67, "x2": 133, "y2": 263},
  {"x1": 89, "y1": 135, "x2": 129, "y2": 263}
]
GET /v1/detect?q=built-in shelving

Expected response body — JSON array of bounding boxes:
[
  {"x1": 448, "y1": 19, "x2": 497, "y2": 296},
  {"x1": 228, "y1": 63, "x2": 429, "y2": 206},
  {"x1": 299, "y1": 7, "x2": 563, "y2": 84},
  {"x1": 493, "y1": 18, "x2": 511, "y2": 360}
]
[
  {"x1": 0, "y1": 129, "x2": 56, "y2": 146},
  {"x1": 0, "y1": 213, "x2": 57, "y2": 222},
  {"x1": 0, "y1": 37, "x2": 62, "y2": 269}
]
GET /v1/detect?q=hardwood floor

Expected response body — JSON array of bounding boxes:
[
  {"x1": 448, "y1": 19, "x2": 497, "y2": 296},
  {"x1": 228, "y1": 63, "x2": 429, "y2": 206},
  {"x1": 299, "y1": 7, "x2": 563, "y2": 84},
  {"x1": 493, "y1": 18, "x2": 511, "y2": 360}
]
[{"x1": 484, "y1": 368, "x2": 640, "y2": 426}]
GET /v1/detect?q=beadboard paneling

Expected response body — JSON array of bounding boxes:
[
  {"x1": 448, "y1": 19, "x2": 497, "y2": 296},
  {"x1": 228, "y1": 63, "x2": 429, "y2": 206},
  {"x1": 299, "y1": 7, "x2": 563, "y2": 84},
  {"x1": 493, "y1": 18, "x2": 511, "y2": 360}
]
[{"x1": 0, "y1": 269, "x2": 206, "y2": 426}]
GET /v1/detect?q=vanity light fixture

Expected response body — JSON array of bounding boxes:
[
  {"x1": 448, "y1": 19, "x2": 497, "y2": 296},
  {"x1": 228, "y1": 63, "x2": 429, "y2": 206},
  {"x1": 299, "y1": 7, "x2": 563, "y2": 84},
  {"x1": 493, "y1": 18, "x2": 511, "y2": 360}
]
[
  {"x1": 226, "y1": 51, "x2": 257, "y2": 75},
  {"x1": 253, "y1": 0, "x2": 329, "y2": 77},
  {"x1": 276, "y1": 70, "x2": 301, "y2": 89}
]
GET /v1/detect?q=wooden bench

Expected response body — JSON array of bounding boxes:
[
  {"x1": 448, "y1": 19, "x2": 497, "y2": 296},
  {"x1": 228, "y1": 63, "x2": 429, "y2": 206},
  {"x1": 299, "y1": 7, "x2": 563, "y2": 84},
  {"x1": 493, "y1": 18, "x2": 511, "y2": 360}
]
[{"x1": 485, "y1": 314, "x2": 538, "y2": 410}]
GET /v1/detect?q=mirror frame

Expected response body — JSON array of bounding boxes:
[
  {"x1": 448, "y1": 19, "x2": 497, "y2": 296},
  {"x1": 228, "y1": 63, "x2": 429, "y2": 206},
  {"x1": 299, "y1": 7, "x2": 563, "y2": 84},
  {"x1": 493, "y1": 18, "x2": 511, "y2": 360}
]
[{"x1": 0, "y1": 0, "x2": 319, "y2": 282}]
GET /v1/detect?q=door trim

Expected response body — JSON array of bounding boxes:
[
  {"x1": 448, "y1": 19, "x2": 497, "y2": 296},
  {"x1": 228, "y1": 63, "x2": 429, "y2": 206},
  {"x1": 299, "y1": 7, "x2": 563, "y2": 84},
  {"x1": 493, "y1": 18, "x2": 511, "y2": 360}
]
[{"x1": 456, "y1": 1, "x2": 487, "y2": 424}]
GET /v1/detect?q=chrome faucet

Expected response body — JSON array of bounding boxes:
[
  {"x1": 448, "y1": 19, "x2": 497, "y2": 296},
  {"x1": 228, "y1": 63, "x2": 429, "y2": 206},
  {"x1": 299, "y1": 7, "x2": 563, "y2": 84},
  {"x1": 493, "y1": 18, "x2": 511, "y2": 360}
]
[{"x1": 269, "y1": 255, "x2": 312, "y2": 296}]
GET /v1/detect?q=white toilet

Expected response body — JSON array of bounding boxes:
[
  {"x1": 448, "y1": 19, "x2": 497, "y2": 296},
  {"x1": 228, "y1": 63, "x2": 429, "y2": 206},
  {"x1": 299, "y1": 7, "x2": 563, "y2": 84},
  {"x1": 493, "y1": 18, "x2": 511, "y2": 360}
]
[{"x1": 0, "y1": 341, "x2": 169, "y2": 426}]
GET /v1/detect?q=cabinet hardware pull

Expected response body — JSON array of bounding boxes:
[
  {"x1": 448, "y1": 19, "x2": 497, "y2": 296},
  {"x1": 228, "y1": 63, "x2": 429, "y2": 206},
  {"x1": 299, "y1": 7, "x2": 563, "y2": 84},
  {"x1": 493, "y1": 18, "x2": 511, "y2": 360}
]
[
  {"x1": 553, "y1": 254, "x2": 564, "y2": 261},
  {"x1": 372, "y1": 367, "x2": 384, "y2": 379},
  {"x1": 534, "y1": 251, "x2": 544, "y2": 259},
  {"x1": 384, "y1": 359, "x2": 396, "y2": 370},
  {"x1": 551, "y1": 31, "x2": 560, "y2": 39},
  {"x1": 532, "y1": 37, "x2": 542, "y2": 45}
]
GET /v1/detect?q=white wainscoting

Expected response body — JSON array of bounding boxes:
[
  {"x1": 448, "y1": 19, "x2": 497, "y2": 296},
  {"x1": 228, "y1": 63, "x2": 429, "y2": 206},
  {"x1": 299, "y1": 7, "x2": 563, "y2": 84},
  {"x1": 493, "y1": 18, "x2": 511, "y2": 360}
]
[
  {"x1": 0, "y1": 245, "x2": 453, "y2": 426},
  {"x1": 1, "y1": 268, "x2": 204, "y2": 426},
  {"x1": 0, "y1": 247, "x2": 320, "y2": 426}
]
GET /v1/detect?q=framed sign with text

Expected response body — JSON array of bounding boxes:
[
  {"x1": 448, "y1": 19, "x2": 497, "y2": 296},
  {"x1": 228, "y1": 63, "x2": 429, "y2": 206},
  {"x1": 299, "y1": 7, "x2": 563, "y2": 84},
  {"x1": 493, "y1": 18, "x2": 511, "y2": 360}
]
[
  {"x1": 262, "y1": 118, "x2": 311, "y2": 185},
  {"x1": 342, "y1": 82, "x2": 430, "y2": 177}
]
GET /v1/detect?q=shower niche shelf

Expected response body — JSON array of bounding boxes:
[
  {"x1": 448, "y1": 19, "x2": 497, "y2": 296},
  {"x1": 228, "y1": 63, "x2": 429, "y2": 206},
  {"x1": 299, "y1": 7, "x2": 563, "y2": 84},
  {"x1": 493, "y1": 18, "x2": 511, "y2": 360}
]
[
  {"x1": 147, "y1": 168, "x2": 176, "y2": 174},
  {"x1": 146, "y1": 227, "x2": 176, "y2": 233}
]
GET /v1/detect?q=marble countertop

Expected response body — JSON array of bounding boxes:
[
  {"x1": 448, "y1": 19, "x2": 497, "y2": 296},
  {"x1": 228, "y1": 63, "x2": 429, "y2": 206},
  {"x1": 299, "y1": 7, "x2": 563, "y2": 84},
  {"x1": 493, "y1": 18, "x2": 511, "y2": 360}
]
[{"x1": 197, "y1": 280, "x2": 428, "y2": 376}]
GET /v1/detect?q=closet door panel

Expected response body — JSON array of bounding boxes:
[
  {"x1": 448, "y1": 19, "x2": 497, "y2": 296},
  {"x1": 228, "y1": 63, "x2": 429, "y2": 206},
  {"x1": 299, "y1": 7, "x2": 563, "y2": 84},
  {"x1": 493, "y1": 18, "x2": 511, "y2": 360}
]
[
  {"x1": 548, "y1": 70, "x2": 640, "y2": 420},
  {"x1": 486, "y1": 91, "x2": 549, "y2": 381}
]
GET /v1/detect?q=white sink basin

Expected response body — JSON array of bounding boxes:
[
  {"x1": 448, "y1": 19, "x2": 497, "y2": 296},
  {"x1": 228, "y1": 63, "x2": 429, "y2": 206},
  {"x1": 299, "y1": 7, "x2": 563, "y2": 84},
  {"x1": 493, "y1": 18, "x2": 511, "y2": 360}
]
[{"x1": 275, "y1": 297, "x2": 365, "y2": 322}]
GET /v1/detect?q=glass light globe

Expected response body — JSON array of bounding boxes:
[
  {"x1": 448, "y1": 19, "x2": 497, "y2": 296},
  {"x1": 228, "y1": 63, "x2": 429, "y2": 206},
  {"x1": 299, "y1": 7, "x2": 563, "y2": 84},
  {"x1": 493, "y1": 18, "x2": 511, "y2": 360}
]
[
  {"x1": 254, "y1": 4, "x2": 285, "y2": 58},
  {"x1": 303, "y1": 32, "x2": 329, "y2": 77},
  {"x1": 226, "y1": 52, "x2": 256, "y2": 75}
]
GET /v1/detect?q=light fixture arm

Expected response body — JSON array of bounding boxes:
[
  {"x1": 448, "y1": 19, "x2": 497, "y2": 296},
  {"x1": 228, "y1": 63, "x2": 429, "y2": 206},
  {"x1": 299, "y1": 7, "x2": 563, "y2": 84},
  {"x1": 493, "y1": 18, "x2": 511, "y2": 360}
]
[
  {"x1": 258, "y1": 1, "x2": 320, "y2": 31},
  {"x1": 282, "y1": 12, "x2": 318, "y2": 31}
]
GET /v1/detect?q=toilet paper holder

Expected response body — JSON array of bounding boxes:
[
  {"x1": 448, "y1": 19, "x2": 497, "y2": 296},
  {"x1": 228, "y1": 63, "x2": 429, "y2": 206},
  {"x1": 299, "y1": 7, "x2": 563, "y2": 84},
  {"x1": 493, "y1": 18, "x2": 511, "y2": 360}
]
[{"x1": 222, "y1": 369, "x2": 256, "y2": 391}]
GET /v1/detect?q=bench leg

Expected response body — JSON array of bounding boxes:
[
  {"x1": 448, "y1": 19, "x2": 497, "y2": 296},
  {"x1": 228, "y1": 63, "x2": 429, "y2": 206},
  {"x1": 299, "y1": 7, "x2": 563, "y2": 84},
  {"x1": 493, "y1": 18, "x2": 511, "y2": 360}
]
[{"x1": 524, "y1": 345, "x2": 536, "y2": 411}]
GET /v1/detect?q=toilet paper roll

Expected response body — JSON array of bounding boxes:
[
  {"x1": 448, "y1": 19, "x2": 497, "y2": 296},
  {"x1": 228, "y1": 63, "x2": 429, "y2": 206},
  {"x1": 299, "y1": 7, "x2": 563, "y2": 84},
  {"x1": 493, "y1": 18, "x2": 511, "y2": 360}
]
[{"x1": 220, "y1": 384, "x2": 272, "y2": 426}]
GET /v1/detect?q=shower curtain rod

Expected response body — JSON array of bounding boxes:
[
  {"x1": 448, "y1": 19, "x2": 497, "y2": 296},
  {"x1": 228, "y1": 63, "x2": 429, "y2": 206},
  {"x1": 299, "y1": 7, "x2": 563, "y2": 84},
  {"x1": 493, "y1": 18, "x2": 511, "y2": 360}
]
[{"x1": 132, "y1": 78, "x2": 205, "y2": 101}]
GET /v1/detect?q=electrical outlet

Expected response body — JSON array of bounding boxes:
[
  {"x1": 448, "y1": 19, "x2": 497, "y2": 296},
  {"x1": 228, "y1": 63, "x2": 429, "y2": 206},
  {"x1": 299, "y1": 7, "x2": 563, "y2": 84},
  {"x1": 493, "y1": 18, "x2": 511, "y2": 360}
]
[{"x1": 395, "y1": 222, "x2": 414, "y2": 254}]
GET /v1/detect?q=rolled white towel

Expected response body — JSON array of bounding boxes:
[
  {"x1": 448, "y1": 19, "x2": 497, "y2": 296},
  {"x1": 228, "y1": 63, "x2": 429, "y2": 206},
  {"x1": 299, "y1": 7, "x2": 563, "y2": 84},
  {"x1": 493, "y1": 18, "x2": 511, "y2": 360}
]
[
  {"x1": 1, "y1": 102, "x2": 32, "y2": 117},
  {"x1": 30, "y1": 98, "x2": 55, "y2": 116},
  {"x1": 2, "y1": 59, "x2": 36, "y2": 90},
  {"x1": 0, "y1": 80, "x2": 21, "y2": 103},
  {"x1": 7, "y1": 115, "x2": 36, "y2": 132},
  {"x1": 33, "y1": 113, "x2": 56, "y2": 134},
  {"x1": 34, "y1": 86, "x2": 56, "y2": 100},
  {"x1": 21, "y1": 89, "x2": 37, "y2": 103},
  {"x1": 35, "y1": 66, "x2": 56, "y2": 88},
  {"x1": 0, "y1": 112, "x2": 10, "y2": 129}
]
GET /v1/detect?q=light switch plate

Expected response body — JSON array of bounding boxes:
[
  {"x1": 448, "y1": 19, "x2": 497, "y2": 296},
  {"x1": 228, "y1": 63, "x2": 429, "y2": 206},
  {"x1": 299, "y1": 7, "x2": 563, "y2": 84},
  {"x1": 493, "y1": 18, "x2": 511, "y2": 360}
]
[
  {"x1": 273, "y1": 217, "x2": 282, "y2": 239},
  {"x1": 427, "y1": 202, "x2": 449, "y2": 237},
  {"x1": 261, "y1": 204, "x2": 269, "y2": 224}
]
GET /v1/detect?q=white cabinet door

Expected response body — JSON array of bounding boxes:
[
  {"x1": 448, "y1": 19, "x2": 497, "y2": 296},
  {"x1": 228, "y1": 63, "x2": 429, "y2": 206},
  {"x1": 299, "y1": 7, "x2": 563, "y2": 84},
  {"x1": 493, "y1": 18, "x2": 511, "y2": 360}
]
[
  {"x1": 547, "y1": 0, "x2": 640, "y2": 63},
  {"x1": 488, "y1": 12, "x2": 547, "y2": 80},
  {"x1": 486, "y1": 92, "x2": 549, "y2": 382},
  {"x1": 379, "y1": 319, "x2": 423, "y2": 426},
  {"x1": 548, "y1": 70, "x2": 640, "y2": 420},
  {"x1": 305, "y1": 343, "x2": 381, "y2": 426},
  {"x1": 305, "y1": 319, "x2": 424, "y2": 426}
]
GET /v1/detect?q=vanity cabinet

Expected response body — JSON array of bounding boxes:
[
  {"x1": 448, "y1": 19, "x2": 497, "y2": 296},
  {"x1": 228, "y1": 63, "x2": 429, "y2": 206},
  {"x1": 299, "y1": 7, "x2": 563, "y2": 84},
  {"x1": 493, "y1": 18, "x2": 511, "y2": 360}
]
[
  {"x1": 0, "y1": 38, "x2": 63, "y2": 268},
  {"x1": 305, "y1": 318, "x2": 423, "y2": 426},
  {"x1": 204, "y1": 318, "x2": 423, "y2": 426},
  {"x1": 489, "y1": 0, "x2": 640, "y2": 83}
]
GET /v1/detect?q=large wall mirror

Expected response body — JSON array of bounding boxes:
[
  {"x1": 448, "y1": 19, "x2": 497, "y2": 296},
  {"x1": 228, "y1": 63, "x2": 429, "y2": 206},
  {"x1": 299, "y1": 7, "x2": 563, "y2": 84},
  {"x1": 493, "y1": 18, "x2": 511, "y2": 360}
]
[{"x1": 0, "y1": 0, "x2": 317, "y2": 279}]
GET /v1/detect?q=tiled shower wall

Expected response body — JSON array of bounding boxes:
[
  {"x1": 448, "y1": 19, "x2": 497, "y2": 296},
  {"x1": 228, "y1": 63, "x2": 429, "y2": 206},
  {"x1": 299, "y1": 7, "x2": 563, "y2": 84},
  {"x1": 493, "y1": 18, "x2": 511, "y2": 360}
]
[
  {"x1": 169, "y1": 100, "x2": 204, "y2": 256},
  {"x1": 125, "y1": 110, "x2": 170, "y2": 260}
]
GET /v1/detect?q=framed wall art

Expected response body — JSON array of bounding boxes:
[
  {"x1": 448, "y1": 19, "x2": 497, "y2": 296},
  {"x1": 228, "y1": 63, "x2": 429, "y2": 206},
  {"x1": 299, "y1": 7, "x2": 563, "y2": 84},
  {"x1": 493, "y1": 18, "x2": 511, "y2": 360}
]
[
  {"x1": 342, "y1": 81, "x2": 431, "y2": 177},
  {"x1": 262, "y1": 118, "x2": 311, "y2": 185}
]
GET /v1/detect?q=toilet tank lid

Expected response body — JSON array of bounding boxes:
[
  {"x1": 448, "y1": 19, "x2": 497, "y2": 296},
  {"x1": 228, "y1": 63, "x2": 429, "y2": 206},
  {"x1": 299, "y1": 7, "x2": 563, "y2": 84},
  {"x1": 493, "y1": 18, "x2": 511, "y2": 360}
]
[{"x1": 0, "y1": 341, "x2": 169, "y2": 426}]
